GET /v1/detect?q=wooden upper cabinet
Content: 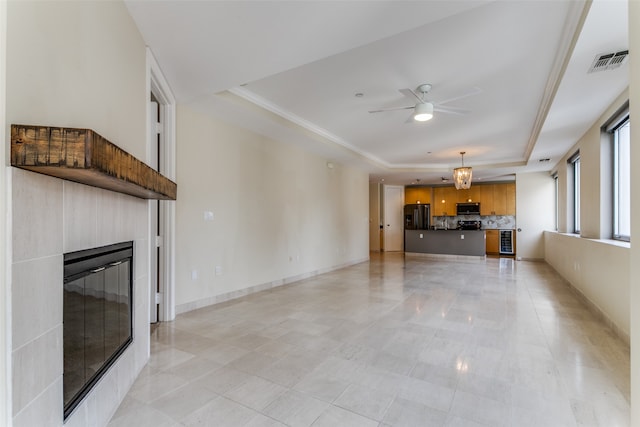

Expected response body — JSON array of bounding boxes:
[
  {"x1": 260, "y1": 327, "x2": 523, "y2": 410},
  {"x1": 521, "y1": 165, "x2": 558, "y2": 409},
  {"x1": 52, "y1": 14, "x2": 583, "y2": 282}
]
[
  {"x1": 493, "y1": 184, "x2": 507, "y2": 215},
  {"x1": 433, "y1": 187, "x2": 456, "y2": 216},
  {"x1": 405, "y1": 187, "x2": 419, "y2": 204},
  {"x1": 479, "y1": 185, "x2": 495, "y2": 215},
  {"x1": 421, "y1": 182, "x2": 515, "y2": 217},
  {"x1": 432, "y1": 187, "x2": 445, "y2": 216},
  {"x1": 404, "y1": 186, "x2": 432, "y2": 205},
  {"x1": 467, "y1": 186, "x2": 482, "y2": 203},
  {"x1": 505, "y1": 183, "x2": 516, "y2": 215},
  {"x1": 456, "y1": 188, "x2": 470, "y2": 203},
  {"x1": 477, "y1": 183, "x2": 515, "y2": 215}
]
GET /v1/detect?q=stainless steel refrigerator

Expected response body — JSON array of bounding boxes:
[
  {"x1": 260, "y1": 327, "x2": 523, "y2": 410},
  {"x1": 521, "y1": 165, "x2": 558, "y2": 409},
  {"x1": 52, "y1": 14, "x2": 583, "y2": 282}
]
[{"x1": 404, "y1": 204, "x2": 430, "y2": 230}]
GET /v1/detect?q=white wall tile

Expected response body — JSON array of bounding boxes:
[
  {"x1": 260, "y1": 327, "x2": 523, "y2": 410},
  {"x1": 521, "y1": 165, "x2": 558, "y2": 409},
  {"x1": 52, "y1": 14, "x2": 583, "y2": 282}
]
[
  {"x1": 134, "y1": 238, "x2": 149, "y2": 282},
  {"x1": 12, "y1": 378, "x2": 63, "y2": 427},
  {"x1": 11, "y1": 255, "x2": 62, "y2": 349},
  {"x1": 63, "y1": 181, "x2": 98, "y2": 253},
  {"x1": 11, "y1": 169, "x2": 63, "y2": 262},
  {"x1": 96, "y1": 191, "x2": 127, "y2": 246},
  {"x1": 12, "y1": 325, "x2": 62, "y2": 415}
]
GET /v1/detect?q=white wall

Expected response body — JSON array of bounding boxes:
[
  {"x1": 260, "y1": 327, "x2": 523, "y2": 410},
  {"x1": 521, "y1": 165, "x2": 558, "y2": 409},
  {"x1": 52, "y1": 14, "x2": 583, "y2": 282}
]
[
  {"x1": 629, "y1": 1, "x2": 640, "y2": 424},
  {"x1": 6, "y1": 2, "x2": 149, "y2": 426},
  {"x1": 515, "y1": 172, "x2": 555, "y2": 260},
  {"x1": 0, "y1": 1, "x2": 8, "y2": 425},
  {"x1": 175, "y1": 106, "x2": 370, "y2": 313}
]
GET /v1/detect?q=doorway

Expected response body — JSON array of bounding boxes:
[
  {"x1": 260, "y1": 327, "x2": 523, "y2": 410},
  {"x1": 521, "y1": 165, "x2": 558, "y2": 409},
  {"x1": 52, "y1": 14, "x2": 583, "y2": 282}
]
[
  {"x1": 383, "y1": 185, "x2": 404, "y2": 251},
  {"x1": 148, "y1": 48, "x2": 176, "y2": 324},
  {"x1": 149, "y1": 95, "x2": 162, "y2": 324}
]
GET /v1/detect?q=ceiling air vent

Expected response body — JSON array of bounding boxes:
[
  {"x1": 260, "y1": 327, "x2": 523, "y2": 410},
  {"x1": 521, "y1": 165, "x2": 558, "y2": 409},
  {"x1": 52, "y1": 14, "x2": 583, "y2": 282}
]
[{"x1": 588, "y1": 50, "x2": 629, "y2": 73}]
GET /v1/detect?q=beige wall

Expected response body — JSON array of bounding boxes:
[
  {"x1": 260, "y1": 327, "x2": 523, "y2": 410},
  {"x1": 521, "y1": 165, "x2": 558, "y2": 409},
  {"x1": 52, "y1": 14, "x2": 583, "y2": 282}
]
[
  {"x1": 629, "y1": 0, "x2": 640, "y2": 424},
  {"x1": 545, "y1": 232, "x2": 629, "y2": 340},
  {"x1": 6, "y1": 2, "x2": 149, "y2": 426},
  {"x1": 554, "y1": 89, "x2": 628, "y2": 237},
  {"x1": 175, "y1": 106, "x2": 370, "y2": 313},
  {"x1": 515, "y1": 172, "x2": 555, "y2": 260},
  {"x1": 544, "y1": 75, "x2": 631, "y2": 345}
]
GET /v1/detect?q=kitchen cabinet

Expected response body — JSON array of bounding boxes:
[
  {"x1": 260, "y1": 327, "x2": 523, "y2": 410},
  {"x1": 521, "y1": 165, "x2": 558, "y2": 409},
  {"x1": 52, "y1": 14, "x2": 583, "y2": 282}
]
[
  {"x1": 468, "y1": 186, "x2": 482, "y2": 203},
  {"x1": 491, "y1": 183, "x2": 516, "y2": 216},
  {"x1": 433, "y1": 187, "x2": 456, "y2": 216},
  {"x1": 429, "y1": 183, "x2": 515, "y2": 217},
  {"x1": 479, "y1": 185, "x2": 495, "y2": 215},
  {"x1": 493, "y1": 185, "x2": 507, "y2": 216},
  {"x1": 505, "y1": 183, "x2": 516, "y2": 215},
  {"x1": 478, "y1": 183, "x2": 515, "y2": 216},
  {"x1": 405, "y1": 186, "x2": 431, "y2": 205},
  {"x1": 456, "y1": 188, "x2": 469, "y2": 203},
  {"x1": 486, "y1": 229, "x2": 500, "y2": 255}
]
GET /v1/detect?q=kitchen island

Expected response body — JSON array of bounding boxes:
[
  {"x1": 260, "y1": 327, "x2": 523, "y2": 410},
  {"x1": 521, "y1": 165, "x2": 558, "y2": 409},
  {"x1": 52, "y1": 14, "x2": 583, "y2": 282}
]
[{"x1": 405, "y1": 229, "x2": 485, "y2": 257}]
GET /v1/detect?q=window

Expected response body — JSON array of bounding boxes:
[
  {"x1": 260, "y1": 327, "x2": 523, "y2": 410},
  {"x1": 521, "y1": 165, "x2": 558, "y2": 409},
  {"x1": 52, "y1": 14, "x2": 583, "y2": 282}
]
[
  {"x1": 612, "y1": 115, "x2": 630, "y2": 241},
  {"x1": 568, "y1": 152, "x2": 580, "y2": 234}
]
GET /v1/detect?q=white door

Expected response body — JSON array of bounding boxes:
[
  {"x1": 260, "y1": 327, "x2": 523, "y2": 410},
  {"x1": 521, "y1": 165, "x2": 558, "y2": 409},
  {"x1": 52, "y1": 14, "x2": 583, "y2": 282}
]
[{"x1": 384, "y1": 185, "x2": 404, "y2": 251}]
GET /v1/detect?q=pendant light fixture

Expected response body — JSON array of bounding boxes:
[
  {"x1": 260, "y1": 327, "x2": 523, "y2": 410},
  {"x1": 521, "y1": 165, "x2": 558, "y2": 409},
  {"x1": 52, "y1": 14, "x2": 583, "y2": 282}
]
[{"x1": 453, "y1": 151, "x2": 472, "y2": 190}]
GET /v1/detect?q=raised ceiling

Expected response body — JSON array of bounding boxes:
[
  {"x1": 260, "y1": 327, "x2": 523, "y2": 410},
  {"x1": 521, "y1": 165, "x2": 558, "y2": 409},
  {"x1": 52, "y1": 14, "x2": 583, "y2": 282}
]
[{"x1": 125, "y1": 0, "x2": 629, "y2": 185}]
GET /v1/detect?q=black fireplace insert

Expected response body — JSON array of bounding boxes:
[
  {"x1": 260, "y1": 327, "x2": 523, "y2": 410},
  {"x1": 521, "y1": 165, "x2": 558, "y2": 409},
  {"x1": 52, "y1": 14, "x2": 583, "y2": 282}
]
[{"x1": 63, "y1": 241, "x2": 133, "y2": 419}]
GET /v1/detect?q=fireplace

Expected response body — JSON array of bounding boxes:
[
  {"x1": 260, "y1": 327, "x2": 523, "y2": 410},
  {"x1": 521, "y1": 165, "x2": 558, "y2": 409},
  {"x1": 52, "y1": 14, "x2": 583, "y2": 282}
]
[{"x1": 63, "y1": 241, "x2": 133, "y2": 419}]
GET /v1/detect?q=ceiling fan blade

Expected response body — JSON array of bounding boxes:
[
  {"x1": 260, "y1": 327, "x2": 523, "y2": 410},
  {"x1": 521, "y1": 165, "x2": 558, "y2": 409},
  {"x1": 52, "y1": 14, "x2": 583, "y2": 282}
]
[
  {"x1": 399, "y1": 88, "x2": 423, "y2": 103},
  {"x1": 435, "y1": 87, "x2": 482, "y2": 105},
  {"x1": 368, "y1": 105, "x2": 414, "y2": 114},
  {"x1": 433, "y1": 105, "x2": 470, "y2": 115}
]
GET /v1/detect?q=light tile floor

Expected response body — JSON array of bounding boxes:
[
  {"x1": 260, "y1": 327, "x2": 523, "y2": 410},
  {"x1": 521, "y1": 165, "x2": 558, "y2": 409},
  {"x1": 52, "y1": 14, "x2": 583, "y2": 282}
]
[{"x1": 107, "y1": 253, "x2": 630, "y2": 427}]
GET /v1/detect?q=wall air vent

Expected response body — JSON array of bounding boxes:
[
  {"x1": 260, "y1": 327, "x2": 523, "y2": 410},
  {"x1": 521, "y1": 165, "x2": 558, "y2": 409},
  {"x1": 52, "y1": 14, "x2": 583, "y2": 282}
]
[{"x1": 588, "y1": 50, "x2": 628, "y2": 73}]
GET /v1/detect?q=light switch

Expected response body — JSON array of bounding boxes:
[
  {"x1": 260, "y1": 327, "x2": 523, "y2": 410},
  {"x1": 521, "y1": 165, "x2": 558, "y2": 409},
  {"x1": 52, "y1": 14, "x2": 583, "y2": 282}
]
[
  {"x1": 419, "y1": 234, "x2": 423, "y2": 238},
  {"x1": 461, "y1": 234, "x2": 465, "y2": 239}
]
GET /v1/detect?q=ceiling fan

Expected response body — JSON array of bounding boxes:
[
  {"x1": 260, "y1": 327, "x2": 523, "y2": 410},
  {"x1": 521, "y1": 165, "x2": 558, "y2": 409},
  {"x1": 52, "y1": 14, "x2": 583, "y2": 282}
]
[{"x1": 368, "y1": 84, "x2": 481, "y2": 123}]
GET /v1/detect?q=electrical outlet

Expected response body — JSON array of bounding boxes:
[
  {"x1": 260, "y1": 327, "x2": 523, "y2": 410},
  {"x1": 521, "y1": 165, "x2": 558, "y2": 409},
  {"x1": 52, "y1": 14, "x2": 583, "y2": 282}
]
[
  {"x1": 204, "y1": 211, "x2": 214, "y2": 221},
  {"x1": 461, "y1": 234, "x2": 465, "y2": 240},
  {"x1": 215, "y1": 266, "x2": 222, "y2": 276},
  {"x1": 191, "y1": 270, "x2": 198, "y2": 280}
]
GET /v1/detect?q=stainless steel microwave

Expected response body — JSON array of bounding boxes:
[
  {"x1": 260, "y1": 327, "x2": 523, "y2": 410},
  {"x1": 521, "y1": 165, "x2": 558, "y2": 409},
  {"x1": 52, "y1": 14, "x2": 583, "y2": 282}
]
[{"x1": 456, "y1": 202, "x2": 480, "y2": 215}]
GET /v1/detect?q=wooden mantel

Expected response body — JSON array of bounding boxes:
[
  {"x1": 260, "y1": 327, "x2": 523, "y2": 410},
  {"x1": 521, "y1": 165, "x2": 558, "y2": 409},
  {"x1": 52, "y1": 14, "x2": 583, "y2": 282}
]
[{"x1": 11, "y1": 124, "x2": 177, "y2": 200}]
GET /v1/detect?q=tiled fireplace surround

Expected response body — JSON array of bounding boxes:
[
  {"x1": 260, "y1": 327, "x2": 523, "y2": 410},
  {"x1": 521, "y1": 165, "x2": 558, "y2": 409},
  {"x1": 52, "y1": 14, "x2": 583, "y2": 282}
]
[{"x1": 11, "y1": 168, "x2": 150, "y2": 427}]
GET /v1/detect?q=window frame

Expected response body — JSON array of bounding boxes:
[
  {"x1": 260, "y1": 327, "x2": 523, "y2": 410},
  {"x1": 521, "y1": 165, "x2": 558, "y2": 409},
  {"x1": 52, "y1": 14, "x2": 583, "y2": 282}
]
[
  {"x1": 611, "y1": 113, "x2": 630, "y2": 241},
  {"x1": 568, "y1": 151, "x2": 580, "y2": 234}
]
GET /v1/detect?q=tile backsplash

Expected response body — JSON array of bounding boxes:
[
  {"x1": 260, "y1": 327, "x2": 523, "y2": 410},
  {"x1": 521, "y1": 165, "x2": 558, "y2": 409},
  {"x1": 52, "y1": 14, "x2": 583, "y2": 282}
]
[{"x1": 432, "y1": 215, "x2": 516, "y2": 230}]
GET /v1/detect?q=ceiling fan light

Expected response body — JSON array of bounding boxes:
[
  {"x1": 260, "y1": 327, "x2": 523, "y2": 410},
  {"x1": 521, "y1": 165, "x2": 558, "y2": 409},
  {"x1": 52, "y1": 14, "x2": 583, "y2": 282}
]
[{"x1": 414, "y1": 102, "x2": 434, "y2": 121}]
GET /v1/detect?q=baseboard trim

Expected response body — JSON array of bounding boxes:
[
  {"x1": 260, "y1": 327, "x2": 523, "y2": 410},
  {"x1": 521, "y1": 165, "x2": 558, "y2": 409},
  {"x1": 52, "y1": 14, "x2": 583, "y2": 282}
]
[{"x1": 175, "y1": 256, "x2": 370, "y2": 315}]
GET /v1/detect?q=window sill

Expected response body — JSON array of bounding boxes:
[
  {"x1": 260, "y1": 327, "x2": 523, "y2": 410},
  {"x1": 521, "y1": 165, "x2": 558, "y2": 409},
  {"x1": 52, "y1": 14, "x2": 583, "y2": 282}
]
[{"x1": 549, "y1": 231, "x2": 630, "y2": 248}]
